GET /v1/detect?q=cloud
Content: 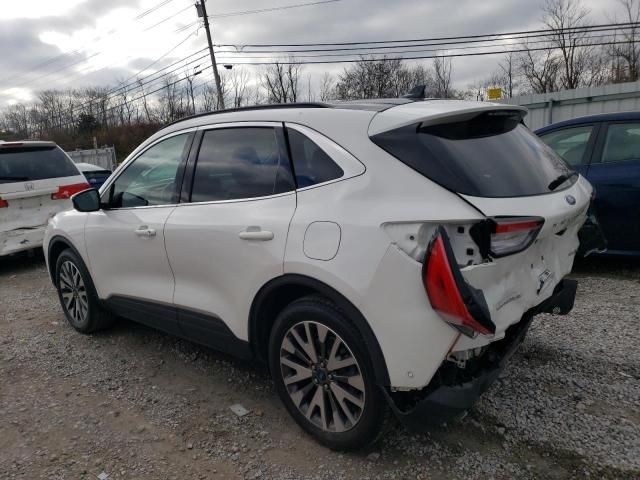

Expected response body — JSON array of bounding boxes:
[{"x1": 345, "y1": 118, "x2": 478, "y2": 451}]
[{"x1": 0, "y1": 0, "x2": 627, "y2": 108}]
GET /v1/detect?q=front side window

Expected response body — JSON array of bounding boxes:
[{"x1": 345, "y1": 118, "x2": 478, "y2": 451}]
[
  {"x1": 539, "y1": 125, "x2": 594, "y2": 166},
  {"x1": 601, "y1": 123, "x2": 640, "y2": 163},
  {"x1": 190, "y1": 127, "x2": 294, "y2": 202},
  {"x1": 106, "y1": 133, "x2": 190, "y2": 208},
  {"x1": 286, "y1": 128, "x2": 343, "y2": 187}
]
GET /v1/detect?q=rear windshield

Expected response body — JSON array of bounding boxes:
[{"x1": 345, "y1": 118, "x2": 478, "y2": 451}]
[
  {"x1": 370, "y1": 111, "x2": 575, "y2": 197},
  {"x1": 0, "y1": 146, "x2": 79, "y2": 183}
]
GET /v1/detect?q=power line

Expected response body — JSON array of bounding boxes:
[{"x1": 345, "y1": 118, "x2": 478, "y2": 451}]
[
  {"x1": 214, "y1": 23, "x2": 640, "y2": 54},
  {"x1": 213, "y1": 32, "x2": 631, "y2": 61},
  {"x1": 209, "y1": 0, "x2": 342, "y2": 19},
  {"x1": 212, "y1": 39, "x2": 640, "y2": 66},
  {"x1": 115, "y1": 30, "x2": 200, "y2": 90},
  {"x1": 216, "y1": 21, "x2": 640, "y2": 48}
]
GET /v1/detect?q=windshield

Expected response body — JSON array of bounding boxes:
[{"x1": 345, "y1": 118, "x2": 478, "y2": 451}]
[
  {"x1": 0, "y1": 146, "x2": 79, "y2": 183},
  {"x1": 371, "y1": 111, "x2": 575, "y2": 198}
]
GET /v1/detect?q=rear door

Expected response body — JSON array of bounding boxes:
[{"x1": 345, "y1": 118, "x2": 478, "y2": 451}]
[
  {"x1": 0, "y1": 144, "x2": 87, "y2": 252},
  {"x1": 164, "y1": 123, "x2": 297, "y2": 350},
  {"x1": 584, "y1": 122, "x2": 640, "y2": 253}
]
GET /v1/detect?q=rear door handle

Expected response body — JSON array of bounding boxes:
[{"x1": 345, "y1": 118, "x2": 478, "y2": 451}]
[
  {"x1": 134, "y1": 227, "x2": 156, "y2": 238},
  {"x1": 238, "y1": 228, "x2": 274, "y2": 241}
]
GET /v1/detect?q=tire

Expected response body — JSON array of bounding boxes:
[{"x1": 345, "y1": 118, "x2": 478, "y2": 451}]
[
  {"x1": 55, "y1": 249, "x2": 114, "y2": 333},
  {"x1": 268, "y1": 296, "x2": 388, "y2": 450}
]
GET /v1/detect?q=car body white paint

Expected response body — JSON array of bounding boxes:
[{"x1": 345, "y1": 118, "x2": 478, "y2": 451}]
[{"x1": 44, "y1": 100, "x2": 591, "y2": 391}]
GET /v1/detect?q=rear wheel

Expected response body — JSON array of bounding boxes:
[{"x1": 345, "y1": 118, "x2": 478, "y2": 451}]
[
  {"x1": 268, "y1": 296, "x2": 387, "y2": 450},
  {"x1": 55, "y1": 249, "x2": 114, "y2": 333}
]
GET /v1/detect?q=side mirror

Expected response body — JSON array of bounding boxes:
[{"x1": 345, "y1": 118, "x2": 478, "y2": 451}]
[{"x1": 72, "y1": 188, "x2": 101, "y2": 212}]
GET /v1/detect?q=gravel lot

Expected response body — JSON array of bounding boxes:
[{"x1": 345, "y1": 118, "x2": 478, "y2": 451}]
[{"x1": 1, "y1": 252, "x2": 638, "y2": 480}]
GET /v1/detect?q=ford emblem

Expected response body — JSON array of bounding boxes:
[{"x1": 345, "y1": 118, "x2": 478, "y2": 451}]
[{"x1": 565, "y1": 194, "x2": 576, "y2": 205}]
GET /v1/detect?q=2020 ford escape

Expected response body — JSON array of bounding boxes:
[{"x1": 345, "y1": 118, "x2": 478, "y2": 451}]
[{"x1": 44, "y1": 99, "x2": 593, "y2": 449}]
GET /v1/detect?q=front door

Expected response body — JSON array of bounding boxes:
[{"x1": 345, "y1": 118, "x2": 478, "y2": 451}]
[
  {"x1": 164, "y1": 124, "x2": 297, "y2": 349},
  {"x1": 84, "y1": 131, "x2": 194, "y2": 334}
]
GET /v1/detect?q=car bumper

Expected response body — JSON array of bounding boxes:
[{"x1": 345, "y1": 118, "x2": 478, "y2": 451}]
[
  {"x1": 0, "y1": 226, "x2": 46, "y2": 257},
  {"x1": 384, "y1": 278, "x2": 578, "y2": 431}
]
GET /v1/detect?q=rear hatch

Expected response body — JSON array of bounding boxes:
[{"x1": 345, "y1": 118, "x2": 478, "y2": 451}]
[
  {"x1": 0, "y1": 142, "x2": 88, "y2": 232},
  {"x1": 370, "y1": 102, "x2": 592, "y2": 346}
]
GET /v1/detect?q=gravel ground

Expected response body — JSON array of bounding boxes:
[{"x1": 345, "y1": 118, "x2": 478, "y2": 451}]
[{"x1": 0, "y1": 252, "x2": 638, "y2": 480}]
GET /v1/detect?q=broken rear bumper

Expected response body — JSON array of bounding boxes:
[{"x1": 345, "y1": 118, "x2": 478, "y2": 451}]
[
  {"x1": 0, "y1": 226, "x2": 46, "y2": 257},
  {"x1": 384, "y1": 278, "x2": 578, "y2": 431}
]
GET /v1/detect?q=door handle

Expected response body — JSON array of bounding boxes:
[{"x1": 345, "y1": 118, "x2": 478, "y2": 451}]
[
  {"x1": 134, "y1": 227, "x2": 156, "y2": 238},
  {"x1": 238, "y1": 228, "x2": 274, "y2": 241}
]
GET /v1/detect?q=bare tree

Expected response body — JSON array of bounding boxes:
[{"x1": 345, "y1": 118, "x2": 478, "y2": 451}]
[
  {"x1": 228, "y1": 67, "x2": 250, "y2": 107},
  {"x1": 543, "y1": 0, "x2": 602, "y2": 89},
  {"x1": 319, "y1": 72, "x2": 335, "y2": 101},
  {"x1": 261, "y1": 61, "x2": 302, "y2": 103},
  {"x1": 432, "y1": 56, "x2": 453, "y2": 98},
  {"x1": 518, "y1": 46, "x2": 560, "y2": 93},
  {"x1": 609, "y1": 0, "x2": 640, "y2": 82}
]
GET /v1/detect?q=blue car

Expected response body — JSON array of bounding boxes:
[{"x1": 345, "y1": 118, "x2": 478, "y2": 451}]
[
  {"x1": 75, "y1": 162, "x2": 112, "y2": 190},
  {"x1": 537, "y1": 112, "x2": 640, "y2": 256}
]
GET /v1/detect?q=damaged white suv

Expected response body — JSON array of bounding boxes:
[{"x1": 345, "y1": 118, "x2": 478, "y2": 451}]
[{"x1": 44, "y1": 100, "x2": 595, "y2": 449}]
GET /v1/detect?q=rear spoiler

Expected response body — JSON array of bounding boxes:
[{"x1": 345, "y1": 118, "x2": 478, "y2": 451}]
[{"x1": 368, "y1": 101, "x2": 528, "y2": 136}]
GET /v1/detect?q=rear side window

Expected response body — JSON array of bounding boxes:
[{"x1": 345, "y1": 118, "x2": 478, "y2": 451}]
[
  {"x1": 601, "y1": 123, "x2": 640, "y2": 163},
  {"x1": 286, "y1": 128, "x2": 343, "y2": 188},
  {"x1": 0, "y1": 146, "x2": 78, "y2": 183},
  {"x1": 191, "y1": 127, "x2": 294, "y2": 202},
  {"x1": 371, "y1": 111, "x2": 574, "y2": 198},
  {"x1": 538, "y1": 126, "x2": 594, "y2": 166}
]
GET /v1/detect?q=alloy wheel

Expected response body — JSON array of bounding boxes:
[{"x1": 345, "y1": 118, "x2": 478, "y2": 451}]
[
  {"x1": 59, "y1": 260, "x2": 89, "y2": 326},
  {"x1": 279, "y1": 320, "x2": 366, "y2": 433}
]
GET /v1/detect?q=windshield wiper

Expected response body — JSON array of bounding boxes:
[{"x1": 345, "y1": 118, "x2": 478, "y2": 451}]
[{"x1": 548, "y1": 171, "x2": 578, "y2": 191}]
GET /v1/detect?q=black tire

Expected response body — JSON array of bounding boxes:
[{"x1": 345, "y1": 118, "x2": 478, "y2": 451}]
[
  {"x1": 55, "y1": 249, "x2": 114, "y2": 333},
  {"x1": 268, "y1": 295, "x2": 388, "y2": 450}
]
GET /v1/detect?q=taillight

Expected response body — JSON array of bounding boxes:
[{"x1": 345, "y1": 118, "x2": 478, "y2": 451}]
[
  {"x1": 489, "y1": 216, "x2": 544, "y2": 257},
  {"x1": 51, "y1": 183, "x2": 90, "y2": 200},
  {"x1": 423, "y1": 226, "x2": 496, "y2": 338},
  {"x1": 0, "y1": 197, "x2": 8, "y2": 208}
]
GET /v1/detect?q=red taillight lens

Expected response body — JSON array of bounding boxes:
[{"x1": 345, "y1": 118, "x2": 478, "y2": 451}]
[
  {"x1": 51, "y1": 183, "x2": 90, "y2": 200},
  {"x1": 0, "y1": 197, "x2": 8, "y2": 208},
  {"x1": 490, "y1": 216, "x2": 544, "y2": 257},
  {"x1": 423, "y1": 226, "x2": 496, "y2": 338}
]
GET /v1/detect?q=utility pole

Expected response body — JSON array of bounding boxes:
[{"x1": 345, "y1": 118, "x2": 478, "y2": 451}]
[{"x1": 196, "y1": 0, "x2": 225, "y2": 109}]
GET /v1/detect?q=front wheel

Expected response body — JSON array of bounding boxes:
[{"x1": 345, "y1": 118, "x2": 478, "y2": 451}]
[
  {"x1": 268, "y1": 296, "x2": 387, "y2": 450},
  {"x1": 55, "y1": 249, "x2": 114, "y2": 333}
]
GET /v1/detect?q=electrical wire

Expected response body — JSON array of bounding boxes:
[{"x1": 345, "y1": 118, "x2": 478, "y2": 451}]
[{"x1": 216, "y1": 21, "x2": 640, "y2": 47}]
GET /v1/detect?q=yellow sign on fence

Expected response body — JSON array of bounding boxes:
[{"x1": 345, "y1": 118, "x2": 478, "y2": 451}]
[{"x1": 487, "y1": 87, "x2": 503, "y2": 100}]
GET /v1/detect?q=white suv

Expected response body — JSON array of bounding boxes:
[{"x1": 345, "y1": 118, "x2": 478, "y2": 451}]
[
  {"x1": 44, "y1": 100, "x2": 593, "y2": 449},
  {"x1": 1, "y1": 141, "x2": 88, "y2": 257}
]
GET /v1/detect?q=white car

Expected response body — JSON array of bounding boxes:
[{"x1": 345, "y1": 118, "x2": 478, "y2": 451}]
[
  {"x1": 0, "y1": 141, "x2": 88, "y2": 257},
  {"x1": 44, "y1": 100, "x2": 593, "y2": 449}
]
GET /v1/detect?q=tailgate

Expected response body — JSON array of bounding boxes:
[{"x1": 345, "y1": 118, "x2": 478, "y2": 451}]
[
  {"x1": 453, "y1": 176, "x2": 592, "y2": 349},
  {"x1": 0, "y1": 176, "x2": 86, "y2": 232}
]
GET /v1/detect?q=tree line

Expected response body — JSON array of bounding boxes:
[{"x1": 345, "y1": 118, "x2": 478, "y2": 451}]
[{"x1": 1, "y1": 0, "x2": 639, "y2": 159}]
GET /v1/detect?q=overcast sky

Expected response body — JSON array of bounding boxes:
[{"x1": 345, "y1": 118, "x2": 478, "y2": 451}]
[{"x1": 0, "y1": 0, "x2": 625, "y2": 109}]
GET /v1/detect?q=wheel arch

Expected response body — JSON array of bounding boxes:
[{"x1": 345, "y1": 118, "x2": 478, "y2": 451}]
[
  {"x1": 249, "y1": 274, "x2": 390, "y2": 386},
  {"x1": 47, "y1": 235, "x2": 84, "y2": 284}
]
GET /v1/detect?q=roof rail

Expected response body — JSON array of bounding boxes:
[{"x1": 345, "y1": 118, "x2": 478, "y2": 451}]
[{"x1": 165, "y1": 102, "x2": 331, "y2": 128}]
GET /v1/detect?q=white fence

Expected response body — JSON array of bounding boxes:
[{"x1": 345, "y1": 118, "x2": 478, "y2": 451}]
[
  {"x1": 66, "y1": 147, "x2": 116, "y2": 171},
  {"x1": 499, "y1": 80, "x2": 640, "y2": 131}
]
